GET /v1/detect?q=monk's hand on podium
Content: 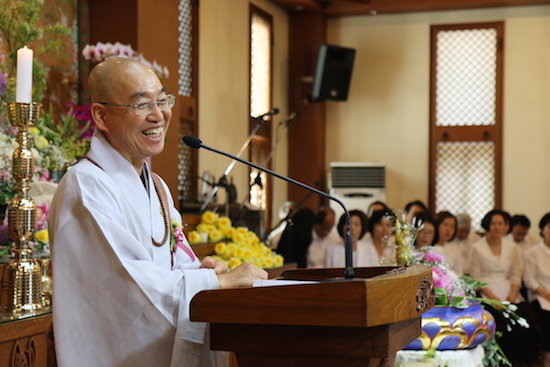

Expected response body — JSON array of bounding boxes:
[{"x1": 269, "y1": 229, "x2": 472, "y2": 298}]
[
  {"x1": 217, "y1": 262, "x2": 268, "y2": 289},
  {"x1": 200, "y1": 256, "x2": 228, "y2": 275}
]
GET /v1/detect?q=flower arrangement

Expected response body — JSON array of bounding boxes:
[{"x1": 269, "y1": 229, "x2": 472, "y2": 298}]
[
  {"x1": 187, "y1": 210, "x2": 284, "y2": 270},
  {"x1": 392, "y1": 214, "x2": 528, "y2": 366},
  {"x1": 82, "y1": 42, "x2": 169, "y2": 79},
  {"x1": 34, "y1": 103, "x2": 94, "y2": 172},
  {"x1": 0, "y1": 127, "x2": 53, "y2": 204}
]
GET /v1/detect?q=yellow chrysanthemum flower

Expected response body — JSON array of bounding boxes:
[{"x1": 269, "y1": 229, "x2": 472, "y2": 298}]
[
  {"x1": 221, "y1": 226, "x2": 235, "y2": 238},
  {"x1": 216, "y1": 216, "x2": 232, "y2": 228},
  {"x1": 227, "y1": 258, "x2": 243, "y2": 270},
  {"x1": 232, "y1": 232, "x2": 245, "y2": 244},
  {"x1": 233, "y1": 247, "x2": 245, "y2": 259},
  {"x1": 273, "y1": 254, "x2": 284, "y2": 267},
  {"x1": 262, "y1": 256, "x2": 274, "y2": 269},
  {"x1": 201, "y1": 210, "x2": 218, "y2": 224},
  {"x1": 195, "y1": 223, "x2": 208, "y2": 234},
  {"x1": 214, "y1": 242, "x2": 227, "y2": 256},
  {"x1": 209, "y1": 229, "x2": 223, "y2": 242},
  {"x1": 223, "y1": 243, "x2": 236, "y2": 259},
  {"x1": 236, "y1": 226, "x2": 248, "y2": 235},
  {"x1": 196, "y1": 223, "x2": 216, "y2": 235},
  {"x1": 187, "y1": 231, "x2": 203, "y2": 245},
  {"x1": 242, "y1": 249, "x2": 254, "y2": 262},
  {"x1": 35, "y1": 229, "x2": 49, "y2": 244}
]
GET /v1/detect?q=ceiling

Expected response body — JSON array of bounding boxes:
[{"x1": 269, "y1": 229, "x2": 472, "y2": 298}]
[{"x1": 269, "y1": 0, "x2": 550, "y2": 16}]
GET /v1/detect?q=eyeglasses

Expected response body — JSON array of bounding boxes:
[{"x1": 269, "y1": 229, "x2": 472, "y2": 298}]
[{"x1": 99, "y1": 94, "x2": 175, "y2": 116}]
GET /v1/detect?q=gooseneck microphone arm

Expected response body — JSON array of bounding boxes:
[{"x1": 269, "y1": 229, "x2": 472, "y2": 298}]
[{"x1": 183, "y1": 135, "x2": 354, "y2": 279}]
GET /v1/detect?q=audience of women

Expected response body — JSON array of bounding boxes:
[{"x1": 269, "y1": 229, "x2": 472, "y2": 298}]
[
  {"x1": 325, "y1": 210, "x2": 377, "y2": 268},
  {"x1": 432, "y1": 211, "x2": 463, "y2": 275},
  {"x1": 524, "y1": 213, "x2": 550, "y2": 367}
]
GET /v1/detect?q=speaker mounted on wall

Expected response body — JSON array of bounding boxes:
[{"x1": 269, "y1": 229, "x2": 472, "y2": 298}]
[{"x1": 310, "y1": 43, "x2": 356, "y2": 102}]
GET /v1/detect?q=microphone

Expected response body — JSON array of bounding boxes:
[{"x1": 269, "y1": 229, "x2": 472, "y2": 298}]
[
  {"x1": 253, "y1": 108, "x2": 280, "y2": 121},
  {"x1": 283, "y1": 112, "x2": 300, "y2": 127},
  {"x1": 182, "y1": 135, "x2": 354, "y2": 279}
]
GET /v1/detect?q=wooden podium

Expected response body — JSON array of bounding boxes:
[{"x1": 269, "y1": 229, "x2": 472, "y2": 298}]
[{"x1": 191, "y1": 265, "x2": 434, "y2": 367}]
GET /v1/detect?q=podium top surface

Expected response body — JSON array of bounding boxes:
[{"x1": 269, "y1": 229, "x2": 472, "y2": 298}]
[{"x1": 191, "y1": 265, "x2": 434, "y2": 328}]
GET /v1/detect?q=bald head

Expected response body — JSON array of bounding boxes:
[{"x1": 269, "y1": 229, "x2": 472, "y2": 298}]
[{"x1": 89, "y1": 58, "x2": 158, "y2": 104}]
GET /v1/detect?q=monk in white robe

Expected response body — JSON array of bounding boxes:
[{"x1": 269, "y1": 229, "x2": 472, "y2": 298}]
[{"x1": 49, "y1": 58, "x2": 267, "y2": 367}]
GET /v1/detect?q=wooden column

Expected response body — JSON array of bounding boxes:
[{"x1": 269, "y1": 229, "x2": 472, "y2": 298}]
[
  {"x1": 89, "y1": 0, "x2": 188, "y2": 210},
  {"x1": 287, "y1": 12, "x2": 327, "y2": 209}
]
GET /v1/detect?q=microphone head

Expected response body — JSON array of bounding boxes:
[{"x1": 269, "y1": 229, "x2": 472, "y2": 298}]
[
  {"x1": 182, "y1": 135, "x2": 202, "y2": 149},
  {"x1": 272, "y1": 108, "x2": 280, "y2": 115}
]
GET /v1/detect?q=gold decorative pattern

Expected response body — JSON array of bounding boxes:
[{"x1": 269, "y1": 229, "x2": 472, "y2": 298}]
[{"x1": 416, "y1": 276, "x2": 435, "y2": 313}]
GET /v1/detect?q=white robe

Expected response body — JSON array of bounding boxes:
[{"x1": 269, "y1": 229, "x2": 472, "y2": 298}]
[
  {"x1": 50, "y1": 130, "x2": 219, "y2": 367},
  {"x1": 324, "y1": 238, "x2": 378, "y2": 268}
]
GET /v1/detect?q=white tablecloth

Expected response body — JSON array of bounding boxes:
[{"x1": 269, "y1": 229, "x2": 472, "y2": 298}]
[{"x1": 395, "y1": 345, "x2": 484, "y2": 367}]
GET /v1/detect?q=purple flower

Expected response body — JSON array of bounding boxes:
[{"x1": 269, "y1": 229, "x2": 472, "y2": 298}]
[
  {"x1": 0, "y1": 225, "x2": 10, "y2": 247},
  {"x1": 0, "y1": 71, "x2": 7, "y2": 97}
]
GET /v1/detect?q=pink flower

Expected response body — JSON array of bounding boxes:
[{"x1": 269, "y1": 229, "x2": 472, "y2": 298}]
[
  {"x1": 36, "y1": 202, "x2": 50, "y2": 222},
  {"x1": 423, "y1": 252, "x2": 445, "y2": 264},
  {"x1": 432, "y1": 266, "x2": 453, "y2": 292}
]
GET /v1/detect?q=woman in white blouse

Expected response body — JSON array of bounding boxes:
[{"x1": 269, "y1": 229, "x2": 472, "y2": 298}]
[
  {"x1": 470, "y1": 209, "x2": 533, "y2": 366},
  {"x1": 470, "y1": 209, "x2": 523, "y2": 302},
  {"x1": 433, "y1": 211, "x2": 463, "y2": 276},
  {"x1": 524, "y1": 213, "x2": 550, "y2": 367},
  {"x1": 325, "y1": 210, "x2": 377, "y2": 268}
]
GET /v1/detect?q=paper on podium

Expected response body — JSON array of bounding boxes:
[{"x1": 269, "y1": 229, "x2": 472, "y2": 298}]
[{"x1": 253, "y1": 279, "x2": 320, "y2": 287}]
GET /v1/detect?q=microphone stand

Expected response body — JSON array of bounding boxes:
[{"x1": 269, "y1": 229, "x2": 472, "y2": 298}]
[
  {"x1": 199, "y1": 115, "x2": 271, "y2": 215},
  {"x1": 234, "y1": 113, "x2": 299, "y2": 230},
  {"x1": 185, "y1": 136, "x2": 354, "y2": 279}
]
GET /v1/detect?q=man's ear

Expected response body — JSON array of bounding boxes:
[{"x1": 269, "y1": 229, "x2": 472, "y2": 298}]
[{"x1": 91, "y1": 103, "x2": 108, "y2": 132}]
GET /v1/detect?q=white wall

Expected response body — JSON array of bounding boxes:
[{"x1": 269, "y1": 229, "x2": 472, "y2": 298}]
[
  {"x1": 198, "y1": 0, "x2": 289, "y2": 226},
  {"x1": 199, "y1": 2, "x2": 550, "y2": 237},
  {"x1": 326, "y1": 5, "x2": 550, "y2": 234}
]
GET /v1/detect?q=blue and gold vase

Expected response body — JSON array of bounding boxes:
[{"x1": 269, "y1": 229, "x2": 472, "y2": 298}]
[{"x1": 404, "y1": 301, "x2": 496, "y2": 350}]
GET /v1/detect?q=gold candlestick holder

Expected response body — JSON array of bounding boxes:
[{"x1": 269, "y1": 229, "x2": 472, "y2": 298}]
[{"x1": 0, "y1": 102, "x2": 43, "y2": 313}]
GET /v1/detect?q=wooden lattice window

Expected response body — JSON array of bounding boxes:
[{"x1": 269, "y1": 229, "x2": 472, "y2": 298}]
[{"x1": 429, "y1": 22, "x2": 503, "y2": 231}]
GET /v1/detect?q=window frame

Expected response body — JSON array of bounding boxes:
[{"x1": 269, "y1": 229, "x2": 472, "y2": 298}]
[{"x1": 429, "y1": 21, "x2": 504, "y2": 213}]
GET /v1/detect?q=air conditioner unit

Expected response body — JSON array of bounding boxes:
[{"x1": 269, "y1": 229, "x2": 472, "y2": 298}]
[{"x1": 328, "y1": 162, "x2": 386, "y2": 221}]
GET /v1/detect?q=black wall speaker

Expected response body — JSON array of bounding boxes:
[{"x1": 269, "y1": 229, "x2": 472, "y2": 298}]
[{"x1": 310, "y1": 43, "x2": 356, "y2": 102}]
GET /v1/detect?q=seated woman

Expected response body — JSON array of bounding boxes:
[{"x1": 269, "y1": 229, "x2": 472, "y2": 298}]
[
  {"x1": 524, "y1": 213, "x2": 550, "y2": 367},
  {"x1": 325, "y1": 210, "x2": 377, "y2": 268},
  {"x1": 471, "y1": 209, "x2": 535, "y2": 366},
  {"x1": 413, "y1": 212, "x2": 437, "y2": 250},
  {"x1": 433, "y1": 211, "x2": 463, "y2": 275},
  {"x1": 365, "y1": 209, "x2": 395, "y2": 265}
]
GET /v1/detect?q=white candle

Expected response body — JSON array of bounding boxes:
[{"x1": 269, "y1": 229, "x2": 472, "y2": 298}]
[{"x1": 16, "y1": 46, "x2": 33, "y2": 103}]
